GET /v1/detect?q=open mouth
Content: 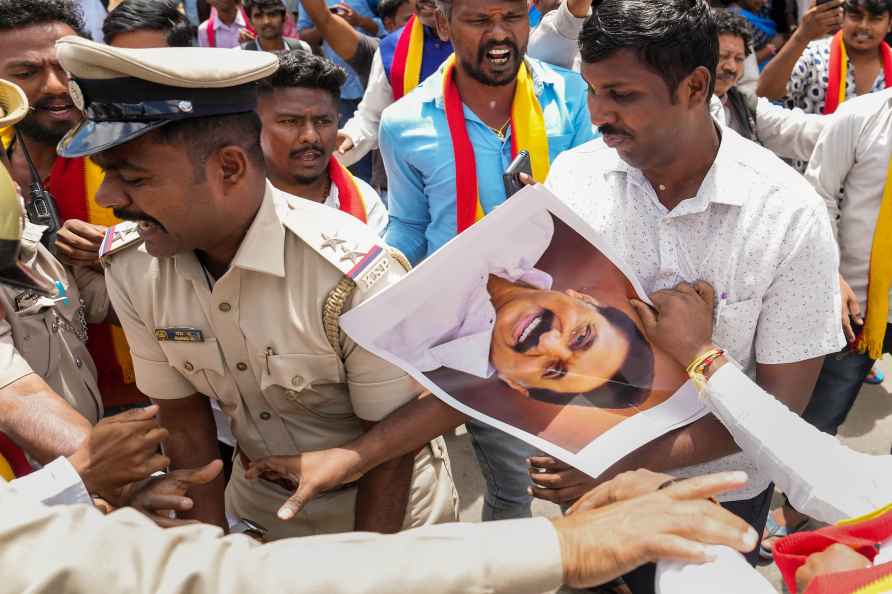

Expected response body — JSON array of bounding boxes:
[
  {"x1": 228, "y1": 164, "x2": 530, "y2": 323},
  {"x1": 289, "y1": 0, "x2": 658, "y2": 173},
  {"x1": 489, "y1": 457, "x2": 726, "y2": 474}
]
[
  {"x1": 486, "y1": 47, "x2": 512, "y2": 66},
  {"x1": 37, "y1": 103, "x2": 76, "y2": 119},
  {"x1": 293, "y1": 149, "x2": 323, "y2": 163},
  {"x1": 853, "y1": 32, "x2": 872, "y2": 42},
  {"x1": 513, "y1": 309, "x2": 556, "y2": 353},
  {"x1": 136, "y1": 220, "x2": 165, "y2": 238}
]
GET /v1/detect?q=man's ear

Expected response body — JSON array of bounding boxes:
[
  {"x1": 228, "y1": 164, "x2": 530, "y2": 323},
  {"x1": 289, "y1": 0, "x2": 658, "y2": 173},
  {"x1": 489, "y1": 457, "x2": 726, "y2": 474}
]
[
  {"x1": 435, "y1": 8, "x2": 451, "y2": 42},
  {"x1": 498, "y1": 373, "x2": 530, "y2": 397},
  {"x1": 216, "y1": 146, "x2": 249, "y2": 192},
  {"x1": 682, "y1": 66, "x2": 713, "y2": 109}
]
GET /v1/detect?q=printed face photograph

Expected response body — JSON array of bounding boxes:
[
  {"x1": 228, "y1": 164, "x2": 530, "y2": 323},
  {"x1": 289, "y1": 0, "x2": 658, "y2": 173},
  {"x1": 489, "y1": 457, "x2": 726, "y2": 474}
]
[{"x1": 341, "y1": 187, "x2": 703, "y2": 475}]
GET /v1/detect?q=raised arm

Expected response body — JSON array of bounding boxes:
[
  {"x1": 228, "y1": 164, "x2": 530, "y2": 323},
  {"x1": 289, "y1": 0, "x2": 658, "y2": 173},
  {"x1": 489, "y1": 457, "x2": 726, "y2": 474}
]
[{"x1": 300, "y1": 0, "x2": 363, "y2": 61}]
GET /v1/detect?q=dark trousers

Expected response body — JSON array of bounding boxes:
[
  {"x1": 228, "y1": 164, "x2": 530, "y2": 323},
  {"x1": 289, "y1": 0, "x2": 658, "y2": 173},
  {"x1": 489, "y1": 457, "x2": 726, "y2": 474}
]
[
  {"x1": 621, "y1": 484, "x2": 775, "y2": 594},
  {"x1": 801, "y1": 323, "x2": 892, "y2": 435}
]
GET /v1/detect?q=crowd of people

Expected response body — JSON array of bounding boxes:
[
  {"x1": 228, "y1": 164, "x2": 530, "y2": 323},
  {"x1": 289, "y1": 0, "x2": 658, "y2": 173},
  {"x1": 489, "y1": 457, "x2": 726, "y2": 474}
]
[{"x1": 0, "y1": 0, "x2": 891, "y2": 592}]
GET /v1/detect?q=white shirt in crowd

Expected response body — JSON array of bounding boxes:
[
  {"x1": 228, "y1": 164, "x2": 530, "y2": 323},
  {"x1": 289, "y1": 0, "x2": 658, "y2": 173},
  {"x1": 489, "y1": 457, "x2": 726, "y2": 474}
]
[
  {"x1": 338, "y1": 0, "x2": 589, "y2": 167},
  {"x1": 658, "y1": 362, "x2": 892, "y2": 593},
  {"x1": 9, "y1": 457, "x2": 90, "y2": 506},
  {"x1": 372, "y1": 210, "x2": 553, "y2": 378},
  {"x1": 545, "y1": 124, "x2": 845, "y2": 500},
  {"x1": 806, "y1": 87, "x2": 892, "y2": 323}
]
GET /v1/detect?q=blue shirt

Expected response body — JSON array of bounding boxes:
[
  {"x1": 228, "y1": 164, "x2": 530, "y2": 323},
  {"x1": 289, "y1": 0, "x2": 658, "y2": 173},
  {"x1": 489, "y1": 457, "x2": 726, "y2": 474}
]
[
  {"x1": 380, "y1": 58, "x2": 596, "y2": 265},
  {"x1": 298, "y1": 0, "x2": 384, "y2": 100},
  {"x1": 379, "y1": 24, "x2": 453, "y2": 89}
]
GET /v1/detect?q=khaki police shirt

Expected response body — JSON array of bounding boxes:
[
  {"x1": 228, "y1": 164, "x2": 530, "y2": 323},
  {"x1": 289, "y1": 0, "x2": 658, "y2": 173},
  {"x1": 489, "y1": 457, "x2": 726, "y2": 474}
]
[
  {"x1": 0, "y1": 225, "x2": 103, "y2": 424},
  {"x1": 0, "y1": 477, "x2": 564, "y2": 594},
  {"x1": 103, "y1": 183, "x2": 419, "y2": 463}
]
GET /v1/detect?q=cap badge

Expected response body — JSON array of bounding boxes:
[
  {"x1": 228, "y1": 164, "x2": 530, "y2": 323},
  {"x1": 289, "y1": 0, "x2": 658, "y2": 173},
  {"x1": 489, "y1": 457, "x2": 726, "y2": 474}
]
[
  {"x1": 68, "y1": 81, "x2": 85, "y2": 112},
  {"x1": 177, "y1": 100, "x2": 193, "y2": 113}
]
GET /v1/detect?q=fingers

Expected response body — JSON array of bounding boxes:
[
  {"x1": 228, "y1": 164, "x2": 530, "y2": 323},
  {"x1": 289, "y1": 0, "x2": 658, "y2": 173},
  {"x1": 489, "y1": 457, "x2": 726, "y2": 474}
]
[
  {"x1": 104, "y1": 404, "x2": 160, "y2": 425},
  {"x1": 278, "y1": 484, "x2": 311, "y2": 520},
  {"x1": 567, "y1": 482, "x2": 615, "y2": 515},
  {"x1": 140, "y1": 453, "x2": 171, "y2": 476},
  {"x1": 641, "y1": 534, "x2": 715, "y2": 566},
  {"x1": 530, "y1": 468, "x2": 580, "y2": 489},
  {"x1": 518, "y1": 172, "x2": 535, "y2": 187},
  {"x1": 692, "y1": 281, "x2": 715, "y2": 308},
  {"x1": 842, "y1": 312, "x2": 856, "y2": 344},
  {"x1": 140, "y1": 493, "x2": 194, "y2": 512},
  {"x1": 171, "y1": 459, "x2": 223, "y2": 486},
  {"x1": 142, "y1": 426, "x2": 169, "y2": 448},
  {"x1": 529, "y1": 482, "x2": 591, "y2": 504},
  {"x1": 630, "y1": 299, "x2": 658, "y2": 335},
  {"x1": 528, "y1": 456, "x2": 569, "y2": 471},
  {"x1": 660, "y1": 471, "x2": 749, "y2": 502}
]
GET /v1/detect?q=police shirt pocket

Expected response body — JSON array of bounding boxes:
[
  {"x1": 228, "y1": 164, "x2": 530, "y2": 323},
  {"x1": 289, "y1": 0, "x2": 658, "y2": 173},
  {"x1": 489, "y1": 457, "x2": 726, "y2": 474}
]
[
  {"x1": 712, "y1": 297, "x2": 762, "y2": 361},
  {"x1": 260, "y1": 353, "x2": 352, "y2": 419},
  {"x1": 158, "y1": 338, "x2": 226, "y2": 398}
]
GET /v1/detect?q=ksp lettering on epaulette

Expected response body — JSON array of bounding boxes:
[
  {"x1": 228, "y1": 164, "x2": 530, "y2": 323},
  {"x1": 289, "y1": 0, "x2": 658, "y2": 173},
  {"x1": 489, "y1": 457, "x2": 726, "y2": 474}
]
[{"x1": 99, "y1": 221, "x2": 142, "y2": 261}]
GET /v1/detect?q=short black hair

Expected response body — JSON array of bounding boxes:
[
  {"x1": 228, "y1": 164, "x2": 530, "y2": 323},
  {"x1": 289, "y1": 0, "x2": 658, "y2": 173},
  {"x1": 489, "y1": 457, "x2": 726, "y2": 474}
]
[
  {"x1": 528, "y1": 305, "x2": 655, "y2": 410},
  {"x1": 0, "y1": 0, "x2": 86, "y2": 35},
  {"x1": 153, "y1": 112, "x2": 265, "y2": 181},
  {"x1": 580, "y1": 0, "x2": 719, "y2": 99},
  {"x1": 258, "y1": 50, "x2": 347, "y2": 103},
  {"x1": 102, "y1": 0, "x2": 196, "y2": 47},
  {"x1": 844, "y1": 0, "x2": 892, "y2": 17},
  {"x1": 246, "y1": 0, "x2": 287, "y2": 16},
  {"x1": 378, "y1": 0, "x2": 411, "y2": 20},
  {"x1": 713, "y1": 8, "x2": 753, "y2": 57}
]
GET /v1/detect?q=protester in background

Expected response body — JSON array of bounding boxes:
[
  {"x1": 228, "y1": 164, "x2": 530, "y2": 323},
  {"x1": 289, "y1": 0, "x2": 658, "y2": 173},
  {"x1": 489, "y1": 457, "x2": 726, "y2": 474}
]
[
  {"x1": 299, "y1": 0, "x2": 386, "y2": 183},
  {"x1": 103, "y1": 0, "x2": 196, "y2": 48},
  {"x1": 198, "y1": 0, "x2": 254, "y2": 48},
  {"x1": 241, "y1": 0, "x2": 310, "y2": 52},
  {"x1": 257, "y1": 51, "x2": 389, "y2": 235},
  {"x1": 713, "y1": 8, "x2": 826, "y2": 159},
  {"x1": 729, "y1": 0, "x2": 788, "y2": 65}
]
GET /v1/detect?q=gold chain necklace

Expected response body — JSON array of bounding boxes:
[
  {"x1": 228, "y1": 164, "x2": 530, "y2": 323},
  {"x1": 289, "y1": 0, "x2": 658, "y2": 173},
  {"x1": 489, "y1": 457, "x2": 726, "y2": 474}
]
[{"x1": 488, "y1": 118, "x2": 511, "y2": 140}]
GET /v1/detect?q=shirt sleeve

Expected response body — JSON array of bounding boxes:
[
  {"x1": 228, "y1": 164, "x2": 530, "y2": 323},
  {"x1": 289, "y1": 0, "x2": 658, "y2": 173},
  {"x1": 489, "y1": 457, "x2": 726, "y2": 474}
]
[
  {"x1": 0, "y1": 314, "x2": 34, "y2": 390},
  {"x1": 0, "y1": 482, "x2": 565, "y2": 594},
  {"x1": 786, "y1": 45, "x2": 815, "y2": 105},
  {"x1": 755, "y1": 96, "x2": 826, "y2": 162},
  {"x1": 10, "y1": 457, "x2": 90, "y2": 506},
  {"x1": 754, "y1": 202, "x2": 845, "y2": 364},
  {"x1": 380, "y1": 119, "x2": 430, "y2": 266},
  {"x1": 104, "y1": 262, "x2": 196, "y2": 399},
  {"x1": 340, "y1": 49, "x2": 392, "y2": 167},
  {"x1": 704, "y1": 362, "x2": 892, "y2": 523},
  {"x1": 527, "y1": 1, "x2": 588, "y2": 70},
  {"x1": 804, "y1": 107, "x2": 860, "y2": 240},
  {"x1": 344, "y1": 34, "x2": 379, "y2": 86}
]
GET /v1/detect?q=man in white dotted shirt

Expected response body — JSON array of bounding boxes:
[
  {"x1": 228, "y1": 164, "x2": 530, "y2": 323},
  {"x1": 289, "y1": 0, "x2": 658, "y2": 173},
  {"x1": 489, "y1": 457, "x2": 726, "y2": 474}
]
[{"x1": 539, "y1": 1, "x2": 844, "y2": 591}]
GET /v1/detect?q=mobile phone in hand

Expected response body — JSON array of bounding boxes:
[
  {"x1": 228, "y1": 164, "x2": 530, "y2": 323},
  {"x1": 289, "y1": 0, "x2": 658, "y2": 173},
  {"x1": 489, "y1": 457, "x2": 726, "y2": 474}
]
[{"x1": 503, "y1": 150, "x2": 532, "y2": 198}]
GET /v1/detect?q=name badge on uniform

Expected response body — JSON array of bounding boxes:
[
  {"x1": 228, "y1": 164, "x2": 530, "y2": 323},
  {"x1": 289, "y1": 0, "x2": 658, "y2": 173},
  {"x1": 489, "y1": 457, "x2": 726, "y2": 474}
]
[{"x1": 155, "y1": 327, "x2": 205, "y2": 343}]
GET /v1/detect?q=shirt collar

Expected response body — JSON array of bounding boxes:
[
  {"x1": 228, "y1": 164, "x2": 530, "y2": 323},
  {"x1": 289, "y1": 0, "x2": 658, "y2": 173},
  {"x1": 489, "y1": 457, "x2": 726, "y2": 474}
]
[
  {"x1": 427, "y1": 57, "x2": 556, "y2": 110},
  {"x1": 172, "y1": 182, "x2": 286, "y2": 281},
  {"x1": 603, "y1": 120, "x2": 746, "y2": 213},
  {"x1": 231, "y1": 182, "x2": 287, "y2": 277}
]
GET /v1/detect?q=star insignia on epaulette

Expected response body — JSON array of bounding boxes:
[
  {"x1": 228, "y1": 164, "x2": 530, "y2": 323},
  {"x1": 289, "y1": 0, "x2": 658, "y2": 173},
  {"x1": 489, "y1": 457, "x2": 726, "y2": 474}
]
[
  {"x1": 320, "y1": 232, "x2": 347, "y2": 252},
  {"x1": 339, "y1": 248, "x2": 366, "y2": 265}
]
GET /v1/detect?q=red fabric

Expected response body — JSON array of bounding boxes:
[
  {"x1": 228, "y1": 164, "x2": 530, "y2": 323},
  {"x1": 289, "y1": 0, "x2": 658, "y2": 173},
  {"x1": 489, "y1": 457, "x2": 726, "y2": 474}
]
[
  {"x1": 328, "y1": 158, "x2": 367, "y2": 223},
  {"x1": 443, "y1": 64, "x2": 480, "y2": 234},
  {"x1": 804, "y1": 562, "x2": 892, "y2": 594},
  {"x1": 0, "y1": 432, "x2": 32, "y2": 477},
  {"x1": 390, "y1": 14, "x2": 416, "y2": 101},
  {"x1": 775, "y1": 507, "x2": 892, "y2": 593}
]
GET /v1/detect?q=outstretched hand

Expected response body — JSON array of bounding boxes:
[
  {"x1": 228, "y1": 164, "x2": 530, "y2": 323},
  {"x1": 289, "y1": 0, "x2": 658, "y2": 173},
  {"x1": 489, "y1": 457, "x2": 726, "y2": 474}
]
[{"x1": 129, "y1": 460, "x2": 224, "y2": 528}]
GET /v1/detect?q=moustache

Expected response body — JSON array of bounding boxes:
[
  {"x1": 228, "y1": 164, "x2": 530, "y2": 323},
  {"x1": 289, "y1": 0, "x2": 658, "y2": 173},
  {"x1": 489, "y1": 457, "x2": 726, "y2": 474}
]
[
  {"x1": 598, "y1": 125, "x2": 631, "y2": 138},
  {"x1": 113, "y1": 208, "x2": 164, "y2": 229},
  {"x1": 289, "y1": 145, "x2": 325, "y2": 159}
]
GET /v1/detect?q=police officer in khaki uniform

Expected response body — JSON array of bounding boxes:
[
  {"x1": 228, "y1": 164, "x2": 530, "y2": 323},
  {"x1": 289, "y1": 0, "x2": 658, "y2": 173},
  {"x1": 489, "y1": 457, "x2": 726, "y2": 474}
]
[{"x1": 53, "y1": 36, "x2": 457, "y2": 539}]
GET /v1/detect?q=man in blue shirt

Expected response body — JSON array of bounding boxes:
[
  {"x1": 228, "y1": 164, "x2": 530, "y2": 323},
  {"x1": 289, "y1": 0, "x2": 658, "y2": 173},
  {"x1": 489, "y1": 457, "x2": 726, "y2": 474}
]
[
  {"x1": 378, "y1": 0, "x2": 595, "y2": 522},
  {"x1": 299, "y1": 0, "x2": 383, "y2": 181}
]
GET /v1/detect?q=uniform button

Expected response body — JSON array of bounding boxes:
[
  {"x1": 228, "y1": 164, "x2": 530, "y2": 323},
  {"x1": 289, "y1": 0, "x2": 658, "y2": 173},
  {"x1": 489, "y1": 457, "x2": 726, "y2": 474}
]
[
  {"x1": 285, "y1": 389, "x2": 298, "y2": 401},
  {"x1": 75, "y1": 358, "x2": 83, "y2": 368},
  {"x1": 291, "y1": 375, "x2": 303, "y2": 387},
  {"x1": 236, "y1": 362, "x2": 248, "y2": 371},
  {"x1": 259, "y1": 411, "x2": 272, "y2": 420},
  {"x1": 219, "y1": 302, "x2": 232, "y2": 312},
  {"x1": 184, "y1": 361, "x2": 194, "y2": 372}
]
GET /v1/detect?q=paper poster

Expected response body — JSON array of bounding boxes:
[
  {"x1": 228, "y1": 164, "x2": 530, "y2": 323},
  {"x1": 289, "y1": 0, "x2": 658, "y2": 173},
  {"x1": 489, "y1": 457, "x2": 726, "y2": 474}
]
[{"x1": 341, "y1": 186, "x2": 707, "y2": 478}]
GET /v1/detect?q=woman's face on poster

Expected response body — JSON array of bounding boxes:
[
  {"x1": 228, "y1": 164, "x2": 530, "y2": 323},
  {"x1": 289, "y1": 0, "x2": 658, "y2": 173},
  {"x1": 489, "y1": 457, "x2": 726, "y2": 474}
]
[{"x1": 489, "y1": 287, "x2": 632, "y2": 395}]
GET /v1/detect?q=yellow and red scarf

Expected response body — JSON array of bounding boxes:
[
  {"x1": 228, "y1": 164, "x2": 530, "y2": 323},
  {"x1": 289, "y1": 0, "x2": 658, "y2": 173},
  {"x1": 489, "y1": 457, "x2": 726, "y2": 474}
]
[
  {"x1": 1, "y1": 128, "x2": 137, "y2": 405},
  {"x1": 0, "y1": 433, "x2": 31, "y2": 480},
  {"x1": 775, "y1": 503, "x2": 892, "y2": 593},
  {"x1": 824, "y1": 31, "x2": 892, "y2": 115},
  {"x1": 329, "y1": 157, "x2": 367, "y2": 223},
  {"x1": 390, "y1": 14, "x2": 425, "y2": 101},
  {"x1": 854, "y1": 155, "x2": 892, "y2": 359},
  {"x1": 442, "y1": 55, "x2": 550, "y2": 233}
]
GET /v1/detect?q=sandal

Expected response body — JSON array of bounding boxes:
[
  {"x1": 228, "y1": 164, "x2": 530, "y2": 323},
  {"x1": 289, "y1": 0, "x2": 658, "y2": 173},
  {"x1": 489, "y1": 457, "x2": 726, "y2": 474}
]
[
  {"x1": 866, "y1": 368, "x2": 885, "y2": 385},
  {"x1": 759, "y1": 513, "x2": 809, "y2": 560}
]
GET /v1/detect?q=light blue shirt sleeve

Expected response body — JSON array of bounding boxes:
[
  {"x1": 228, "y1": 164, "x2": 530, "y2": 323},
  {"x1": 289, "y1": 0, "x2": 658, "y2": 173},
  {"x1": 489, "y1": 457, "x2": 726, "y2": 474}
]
[
  {"x1": 380, "y1": 121, "x2": 430, "y2": 265},
  {"x1": 298, "y1": 0, "x2": 384, "y2": 35}
]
